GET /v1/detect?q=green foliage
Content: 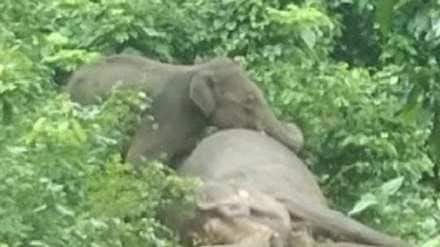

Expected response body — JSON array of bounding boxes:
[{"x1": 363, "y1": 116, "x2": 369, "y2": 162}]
[
  {"x1": 268, "y1": 4, "x2": 335, "y2": 51},
  {"x1": 1, "y1": 0, "x2": 439, "y2": 246},
  {"x1": 0, "y1": 83, "x2": 196, "y2": 245},
  {"x1": 85, "y1": 160, "x2": 198, "y2": 247},
  {"x1": 265, "y1": 1, "x2": 439, "y2": 243},
  {"x1": 255, "y1": 2, "x2": 439, "y2": 242}
]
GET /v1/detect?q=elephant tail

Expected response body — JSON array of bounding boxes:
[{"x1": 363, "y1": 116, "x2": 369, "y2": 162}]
[{"x1": 278, "y1": 197, "x2": 412, "y2": 247}]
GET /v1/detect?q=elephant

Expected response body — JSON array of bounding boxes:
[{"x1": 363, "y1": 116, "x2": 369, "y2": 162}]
[
  {"x1": 64, "y1": 55, "x2": 304, "y2": 168},
  {"x1": 173, "y1": 129, "x2": 411, "y2": 247}
]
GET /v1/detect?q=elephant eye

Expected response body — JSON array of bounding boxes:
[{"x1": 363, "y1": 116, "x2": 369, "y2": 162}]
[
  {"x1": 243, "y1": 102, "x2": 255, "y2": 113},
  {"x1": 206, "y1": 76, "x2": 217, "y2": 87},
  {"x1": 245, "y1": 94, "x2": 261, "y2": 108},
  {"x1": 243, "y1": 94, "x2": 253, "y2": 102}
]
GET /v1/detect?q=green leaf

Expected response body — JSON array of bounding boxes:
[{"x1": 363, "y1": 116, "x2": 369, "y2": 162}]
[
  {"x1": 55, "y1": 204, "x2": 75, "y2": 217},
  {"x1": 428, "y1": 106, "x2": 440, "y2": 164},
  {"x1": 301, "y1": 28, "x2": 316, "y2": 49},
  {"x1": 33, "y1": 204, "x2": 48, "y2": 213},
  {"x1": 72, "y1": 119, "x2": 87, "y2": 143},
  {"x1": 380, "y1": 176, "x2": 404, "y2": 196},
  {"x1": 46, "y1": 32, "x2": 69, "y2": 46},
  {"x1": 375, "y1": 0, "x2": 398, "y2": 35},
  {"x1": 33, "y1": 117, "x2": 47, "y2": 131},
  {"x1": 29, "y1": 241, "x2": 49, "y2": 247},
  {"x1": 348, "y1": 193, "x2": 378, "y2": 216},
  {"x1": 7, "y1": 146, "x2": 27, "y2": 155}
]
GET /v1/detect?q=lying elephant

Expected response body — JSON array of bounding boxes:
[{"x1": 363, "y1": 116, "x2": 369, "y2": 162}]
[
  {"x1": 65, "y1": 55, "x2": 303, "y2": 168},
  {"x1": 174, "y1": 129, "x2": 411, "y2": 247}
]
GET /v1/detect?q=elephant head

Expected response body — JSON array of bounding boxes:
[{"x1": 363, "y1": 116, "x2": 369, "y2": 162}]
[
  {"x1": 180, "y1": 182, "x2": 290, "y2": 247},
  {"x1": 189, "y1": 58, "x2": 303, "y2": 152}
]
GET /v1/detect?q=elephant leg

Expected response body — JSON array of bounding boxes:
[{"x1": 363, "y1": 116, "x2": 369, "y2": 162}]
[
  {"x1": 125, "y1": 118, "x2": 164, "y2": 170},
  {"x1": 126, "y1": 111, "x2": 203, "y2": 172}
]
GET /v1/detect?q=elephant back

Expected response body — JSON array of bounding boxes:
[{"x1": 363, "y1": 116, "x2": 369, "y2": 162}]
[
  {"x1": 65, "y1": 54, "x2": 191, "y2": 104},
  {"x1": 178, "y1": 128, "x2": 326, "y2": 206}
]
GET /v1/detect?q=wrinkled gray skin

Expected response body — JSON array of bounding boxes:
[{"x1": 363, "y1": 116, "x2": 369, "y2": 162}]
[
  {"x1": 176, "y1": 129, "x2": 411, "y2": 247},
  {"x1": 65, "y1": 55, "x2": 303, "y2": 168}
]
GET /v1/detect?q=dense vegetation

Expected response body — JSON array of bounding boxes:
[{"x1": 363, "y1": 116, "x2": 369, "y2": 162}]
[{"x1": 1, "y1": 0, "x2": 439, "y2": 246}]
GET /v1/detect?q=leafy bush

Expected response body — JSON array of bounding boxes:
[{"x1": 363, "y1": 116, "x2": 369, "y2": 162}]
[{"x1": 0, "y1": 84, "x2": 197, "y2": 246}]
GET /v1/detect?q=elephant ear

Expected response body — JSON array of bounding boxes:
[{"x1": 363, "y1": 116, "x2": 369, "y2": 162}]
[{"x1": 189, "y1": 71, "x2": 216, "y2": 117}]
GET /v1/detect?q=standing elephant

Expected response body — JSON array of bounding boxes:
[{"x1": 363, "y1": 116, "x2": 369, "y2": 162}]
[
  {"x1": 174, "y1": 129, "x2": 411, "y2": 247},
  {"x1": 65, "y1": 55, "x2": 303, "y2": 168}
]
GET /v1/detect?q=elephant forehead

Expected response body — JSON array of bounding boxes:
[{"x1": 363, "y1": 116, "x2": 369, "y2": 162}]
[
  {"x1": 214, "y1": 70, "x2": 251, "y2": 88},
  {"x1": 197, "y1": 182, "x2": 238, "y2": 200},
  {"x1": 204, "y1": 57, "x2": 237, "y2": 67}
]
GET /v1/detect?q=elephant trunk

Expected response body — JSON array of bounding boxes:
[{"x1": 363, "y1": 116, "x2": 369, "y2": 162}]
[{"x1": 264, "y1": 118, "x2": 304, "y2": 153}]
